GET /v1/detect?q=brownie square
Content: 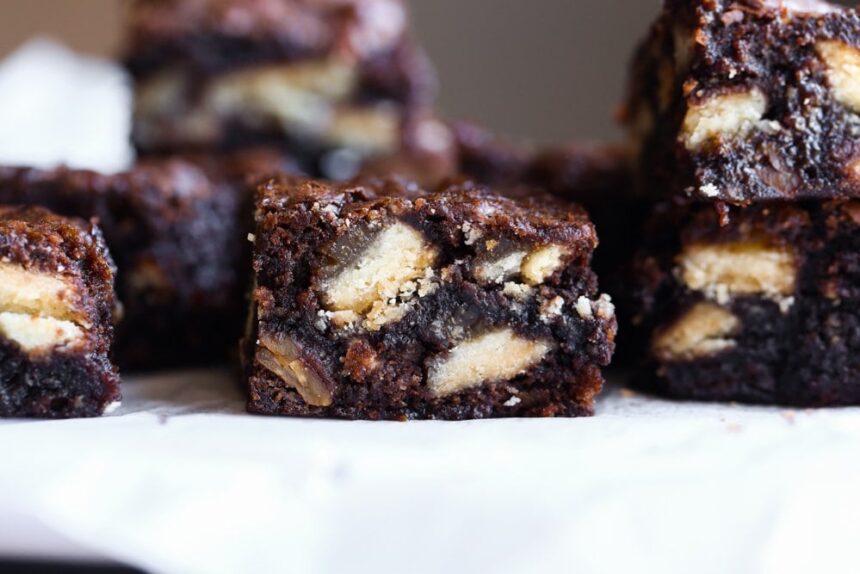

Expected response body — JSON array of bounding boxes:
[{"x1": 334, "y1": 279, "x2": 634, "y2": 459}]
[
  {"x1": 125, "y1": 0, "x2": 437, "y2": 178},
  {"x1": 244, "y1": 177, "x2": 616, "y2": 420},
  {"x1": 0, "y1": 206, "x2": 120, "y2": 418},
  {"x1": 0, "y1": 154, "x2": 287, "y2": 370},
  {"x1": 624, "y1": 0, "x2": 860, "y2": 204},
  {"x1": 631, "y1": 199, "x2": 860, "y2": 406}
]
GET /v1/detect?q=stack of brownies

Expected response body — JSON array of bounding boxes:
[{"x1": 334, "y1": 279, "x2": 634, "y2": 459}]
[
  {"x1": 0, "y1": 0, "x2": 620, "y2": 419},
  {"x1": 623, "y1": 0, "x2": 860, "y2": 406}
]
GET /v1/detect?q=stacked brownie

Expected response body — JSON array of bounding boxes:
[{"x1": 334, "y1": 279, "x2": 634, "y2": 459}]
[
  {"x1": 125, "y1": 0, "x2": 448, "y2": 180},
  {"x1": 624, "y1": 0, "x2": 860, "y2": 405}
]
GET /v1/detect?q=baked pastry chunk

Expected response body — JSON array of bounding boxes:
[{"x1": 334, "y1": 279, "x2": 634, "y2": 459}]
[
  {"x1": 0, "y1": 207, "x2": 120, "y2": 417},
  {"x1": 632, "y1": 199, "x2": 860, "y2": 406},
  {"x1": 244, "y1": 178, "x2": 616, "y2": 419},
  {"x1": 624, "y1": 0, "x2": 860, "y2": 204},
  {"x1": 125, "y1": 0, "x2": 437, "y2": 178}
]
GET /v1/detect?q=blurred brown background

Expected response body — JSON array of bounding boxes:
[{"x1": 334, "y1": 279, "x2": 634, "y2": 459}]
[{"x1": 0, "y1": 1, "x2": 659, "y2": 142}]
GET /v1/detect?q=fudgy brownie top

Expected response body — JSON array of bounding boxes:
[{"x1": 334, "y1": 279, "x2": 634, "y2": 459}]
[
  {"x1": 117, "y1": 160, "x2": 224, "y2": 211},
  {"x1": 126, "y1": 0, "x2": 411, "y2": 73},
  {"x1": 449, "y1": 123, "x2": 633, "y2": 203},
  {"x1": 128, "y1": 0, "x2": 407, "y2": 50},
  {"x1": 258, "y1": 176, "x2": 598, "y2": 253},
  {"x1": 0, "y1": 161, "x2": 211, "y2": 210},
  {"x1": 0, "y1": 151, "x2": 285, "y2": 221},
  {"x1": 182, "y1": 147, "x2": 301, "y2": 184}
]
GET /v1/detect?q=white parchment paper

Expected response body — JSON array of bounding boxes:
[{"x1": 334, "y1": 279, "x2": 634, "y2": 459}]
[{"x1": 0, "y1": 40, "x2": 859, "y2": 574}]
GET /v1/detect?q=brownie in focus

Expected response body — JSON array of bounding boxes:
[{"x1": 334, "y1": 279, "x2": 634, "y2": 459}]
[
  {"x1": 0, "y1": 207, "x2": 120, "y2": 417},
  {"x1": 244, "y1": 177, "x2": 616, "y2": 420}
]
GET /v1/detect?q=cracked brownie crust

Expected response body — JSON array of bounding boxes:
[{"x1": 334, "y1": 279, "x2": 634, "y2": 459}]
[
  {"x1": 624, "y1": 0, "x2": 860, "y2": 204},
  {"x1": 245, "y1": 178, "x2": 616, "y2": 420},
  {"x1": 632, "y1": 199, "x2": 860, "y2": 406},
  {"x1": 0, "y1": 207, "x2": 120, "y2": 418}
]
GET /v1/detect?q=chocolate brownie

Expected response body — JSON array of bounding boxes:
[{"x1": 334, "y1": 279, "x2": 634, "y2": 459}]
[
  {"x1": 0, "y1": 206, "x2": 120, "y2": 417},
  {"x1": 0, "y1": 153, "x2": 293, "y2": 369},
  {"x1": 631, "y1": 198, "x2": 860, "y2": 406},
  {"x1": 126, "y1": 0, "x2": 437, "y2": 178},
  {"x1": 624, "y1": 0, "x2": 860, "y2": 204},
  {"x1": 244, "y1": 177, "x2": 616, "y2": 420}
]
